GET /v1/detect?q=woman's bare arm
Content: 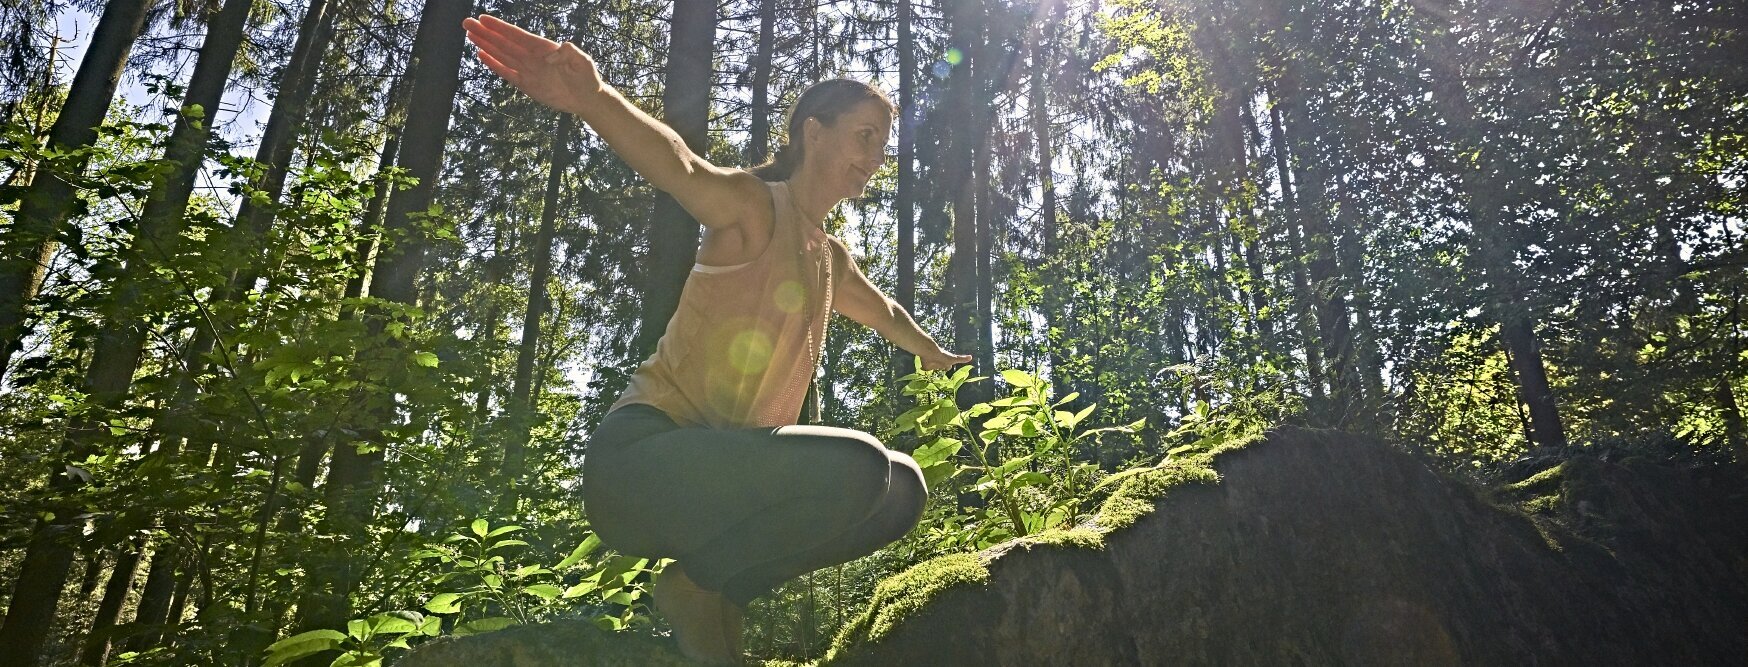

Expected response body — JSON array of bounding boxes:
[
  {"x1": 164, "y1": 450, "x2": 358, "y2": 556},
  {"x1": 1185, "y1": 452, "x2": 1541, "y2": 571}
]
[
  {"x1": 828, "y1": 238, "x2": 971, "y2": 370},
  {"x1": 462, "y1": 14, "x2": 765, "y2": 231}
]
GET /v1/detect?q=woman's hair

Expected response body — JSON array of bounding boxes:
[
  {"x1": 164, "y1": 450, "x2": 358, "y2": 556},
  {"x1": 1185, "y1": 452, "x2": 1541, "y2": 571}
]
[{"x1": 750, "y1": 79, "x2": 897, "y2": 182}]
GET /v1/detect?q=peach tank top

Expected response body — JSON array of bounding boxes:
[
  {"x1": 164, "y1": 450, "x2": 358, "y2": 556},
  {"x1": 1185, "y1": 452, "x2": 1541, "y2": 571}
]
[{"x1": 609, "y1": 180, "x2": 834, "y2": 428}]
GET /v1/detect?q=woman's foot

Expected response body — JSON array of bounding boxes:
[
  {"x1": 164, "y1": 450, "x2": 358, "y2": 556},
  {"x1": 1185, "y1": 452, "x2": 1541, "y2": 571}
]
[{"x1": 652, "y1": 564, "x2": 735, "y2": 664}]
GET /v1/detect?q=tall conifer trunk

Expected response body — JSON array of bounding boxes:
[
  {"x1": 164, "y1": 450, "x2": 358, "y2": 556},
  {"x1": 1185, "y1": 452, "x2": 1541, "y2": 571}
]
[
  {"x1": 503, "y1": 105, "x2": 580, "y2": 511},
  {"x1": 226, "y1": 0, "x2": 344, "y2": 295},
  {"x1": 747, "y1": 0, "x2": 777, "y2": 165},
  {"x1": 893, "y1": 0, "x2": 918, "y2": 390},
  {"x1": 634, "y1": 0, "x2": 718, "y2": 357},
  {"x1": 0, "y1": 0, "x2": 151, "y2": 383},
  {"x1": 946, "y1": 0, "x2": 980, "y2": 407}
]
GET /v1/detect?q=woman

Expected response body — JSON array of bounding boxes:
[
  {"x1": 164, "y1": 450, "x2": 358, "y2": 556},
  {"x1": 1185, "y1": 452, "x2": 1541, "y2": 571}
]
[{"x1": 462, "y1": 14, "x2": 971, "y2": 664}]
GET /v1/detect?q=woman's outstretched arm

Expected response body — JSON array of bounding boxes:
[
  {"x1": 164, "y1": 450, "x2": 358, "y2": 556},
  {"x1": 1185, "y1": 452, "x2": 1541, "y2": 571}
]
[
  {"x1": 828, "y1": 238, "x2": 972, "y2": 371},
  {"x1": 462, "y1": 14, "x2": 765, "y2": 231}
]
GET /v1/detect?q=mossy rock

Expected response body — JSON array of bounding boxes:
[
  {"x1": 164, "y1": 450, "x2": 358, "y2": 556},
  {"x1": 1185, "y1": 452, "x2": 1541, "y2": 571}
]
[{"x1": 822, "y1": 427, "x2": 1748, "y2": 665}]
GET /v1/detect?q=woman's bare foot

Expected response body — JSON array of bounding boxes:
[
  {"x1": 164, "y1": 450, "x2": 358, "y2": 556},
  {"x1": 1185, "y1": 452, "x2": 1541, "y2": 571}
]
[{"x1": 652, "y1": 564, "x2": 735, "y2": 663}]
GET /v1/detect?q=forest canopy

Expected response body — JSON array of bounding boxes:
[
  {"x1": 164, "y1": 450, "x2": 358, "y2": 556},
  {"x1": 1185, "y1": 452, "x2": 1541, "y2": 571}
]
[{"x1": 0, "y1": 0, "x2": 1742, "y2": 664}]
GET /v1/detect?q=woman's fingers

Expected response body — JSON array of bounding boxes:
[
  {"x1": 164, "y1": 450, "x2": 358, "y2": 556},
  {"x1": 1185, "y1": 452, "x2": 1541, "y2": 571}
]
[
  {"x1": 464, "y1": 18, "x2": 538, "y2": 68},
  {"x1": 476, "y1": 14, "x2": 558, "y2": 55},
  {"x1": 473, "y1": 48, "x2": 520, "y2": 86}
]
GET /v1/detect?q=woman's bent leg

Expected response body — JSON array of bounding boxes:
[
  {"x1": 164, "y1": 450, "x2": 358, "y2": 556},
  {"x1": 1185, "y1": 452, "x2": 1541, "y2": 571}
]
[
  {"x1": 583, "y1": 419, "x2": 912, "y2": 601},
  {"x1": 714, "y1": 449, "x2": 928, "y2": 606}
]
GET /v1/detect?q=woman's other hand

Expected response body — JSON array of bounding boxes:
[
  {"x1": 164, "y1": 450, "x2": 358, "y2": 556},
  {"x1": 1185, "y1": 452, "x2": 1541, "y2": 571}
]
[
  {"x1": 463, "y1": 14, "x2": 603, "y2": 115},
  {"x1": 919, "y1": 350, "x2": 974, "y2": 371}
]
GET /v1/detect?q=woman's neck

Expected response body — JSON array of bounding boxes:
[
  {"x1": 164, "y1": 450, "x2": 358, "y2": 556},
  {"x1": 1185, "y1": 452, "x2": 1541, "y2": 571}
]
[{"x1": 784, "y1": 169, "x2": 838, "y2": 229}]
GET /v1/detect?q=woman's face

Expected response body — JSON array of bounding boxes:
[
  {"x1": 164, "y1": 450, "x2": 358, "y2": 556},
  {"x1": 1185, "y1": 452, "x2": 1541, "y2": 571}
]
[{"x1": 803, "y1": 99, "x2": 895, "y2": 200}]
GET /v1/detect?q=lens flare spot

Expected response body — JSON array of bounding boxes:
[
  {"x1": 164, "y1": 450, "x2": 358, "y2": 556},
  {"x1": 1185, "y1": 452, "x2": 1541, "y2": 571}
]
[
  {"x1": 728, "y1": 329, "x2": 774, "y2": 374},
  {"x1": 944, "y1": 48, "x2": 964, "y2": 66},
  {"x1": 774, "y1": 281, "x2": 805, "y2": 313}
]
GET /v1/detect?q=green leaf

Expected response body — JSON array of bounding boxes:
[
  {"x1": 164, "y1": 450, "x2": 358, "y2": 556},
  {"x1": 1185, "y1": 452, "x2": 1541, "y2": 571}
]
[
  {"x1": 454, "y1": 616, "x2": 519, "y2": 637},
  {"x1": 346, "y1": 619, "x2": 371, "y2": 642},
  {"x1": 555, "y1": 534, "x2": 602, "y2": 570},
  {"x1": 603, "y1": 590, "x2": 637, "y2": 606},
  {"x1": 486, "y1": 539, "x2": 530, "y2": 552},
  {"x1": 330, "y1": 651, "x2": 383, "y2": 667},
  {"x1": 411, "y1": 351, "x2": 439, "y2": 368},
  {"x1": 263, "y1": 630, "x2": 346, "y2": 667},
  {"x1": 470, "y1": 519, "x2": 488, "y2": 537},
  {"x1": 423, "y1": 592, "x2": 462, "y2": 614},
  {"x1": 562, "y1": 580, "x2": 600, "y2": 599},
  {"x1": 485, "y1": 525, "x2": 524, "y2": 538},
  {"x1": 912, "y1": 437, "x2": 963, "y2": 468},
  {"x1": 1000, "y1": 369, "x2": 1037, "y2": 388},
  {"x1": 366, "y1": 611, "x2": 419, "y2": 635},
  {"x1": 522, "y1": 583, "x2": 563, "y2": 600}
]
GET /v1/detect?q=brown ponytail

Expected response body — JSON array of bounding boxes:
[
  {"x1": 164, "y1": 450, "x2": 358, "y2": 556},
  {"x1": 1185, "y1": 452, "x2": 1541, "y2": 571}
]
[{"x1": 750, "y1": 78, "x2": 897, "y2": 182}]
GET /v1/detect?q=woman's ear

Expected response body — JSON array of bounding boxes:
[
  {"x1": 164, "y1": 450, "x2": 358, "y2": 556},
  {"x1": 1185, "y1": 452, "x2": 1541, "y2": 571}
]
[{"x1": 803, "y1": 117, "x2": 823, "y2": 148}]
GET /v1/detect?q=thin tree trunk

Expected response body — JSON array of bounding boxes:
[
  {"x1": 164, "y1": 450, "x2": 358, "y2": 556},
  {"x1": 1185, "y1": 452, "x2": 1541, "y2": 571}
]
[
  {"x1": 503, "y1": 110, "x2": 577, "y2": 511},
  {"x1": 747, "y1": 0, "x2": 777, "y2": 165},
  {"x1": 633, "y1": 0, "x2": 718, "y2": 358},
  {"x1": 1415, "y1": 11, "x2": 1568, "y2": 450},
  {"x1": 79, "y1": 537, "x2": 144, "y2": 666},
  {"x1": 226, "y1": 0, "x2": 344, "y2": 295},
  {"x1": 892, "y1": 0, "x2": 918, "y2": 392},
  {"x1": 947, "y1": 0, "x2": 980, "y2": 407},
  {"x1": 1265, "y1": 100, "x2": 1324, "y2": 403},
  {"x1": 1031, "y1": 23, "x2": 1065, "y2": 386},
  {"x1": 1272, "y1": 71, "x2": 1355, "y2": 420},
  {"x1": 0, "y1": 0, "x2": 151, "y2": 383}
]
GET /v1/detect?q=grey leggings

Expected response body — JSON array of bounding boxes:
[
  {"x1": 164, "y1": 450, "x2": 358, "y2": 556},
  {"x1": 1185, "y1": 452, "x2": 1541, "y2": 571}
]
[{"x1": 581, "y1": 403, "x2": 928, "y2": 607}]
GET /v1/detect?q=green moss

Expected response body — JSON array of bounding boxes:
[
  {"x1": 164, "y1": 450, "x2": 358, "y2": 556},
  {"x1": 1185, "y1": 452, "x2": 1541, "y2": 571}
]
[
  {"x1": 1015, "y1": 526, "x2": 1106, "y2": 550},
  {"x1": 1522, "y1": 494, "x2": 1562, "y2": 515},
  {"x1": 825, "y1": 431, "x2": 1261, "y2": 662},
  {"x1": 1501, "y1": 462, "x2": 1566, "y2": 496},
  {"x1": 1094, "y1": 460, "x2": 1221, "y2": 532},
  {"x1": 823, "y1": 553, "x2": 990, "y2": 662}
]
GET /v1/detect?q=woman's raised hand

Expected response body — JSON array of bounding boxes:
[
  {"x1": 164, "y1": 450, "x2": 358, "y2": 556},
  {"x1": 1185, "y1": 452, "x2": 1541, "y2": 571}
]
[
  {"x1": 462, "y1": 14, "x2": 604, "y2": 115},
  {"x1": 919, "y1": 349, "x2": 974, "y2": 371}
]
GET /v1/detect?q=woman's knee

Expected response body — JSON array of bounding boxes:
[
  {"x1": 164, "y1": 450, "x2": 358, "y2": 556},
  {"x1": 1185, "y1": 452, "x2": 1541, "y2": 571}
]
[{"x1": 883, "y1": 450, "x2": 929, "y2": 523}]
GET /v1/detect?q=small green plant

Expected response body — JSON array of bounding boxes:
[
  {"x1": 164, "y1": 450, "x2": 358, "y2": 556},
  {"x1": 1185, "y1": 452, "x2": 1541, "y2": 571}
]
[
  {"x1": 891, "y1": 363, "x2": 1145, "y2": 551},
  {"x1": 263, "y1": 519, "x2": 657, "y2": 666}
]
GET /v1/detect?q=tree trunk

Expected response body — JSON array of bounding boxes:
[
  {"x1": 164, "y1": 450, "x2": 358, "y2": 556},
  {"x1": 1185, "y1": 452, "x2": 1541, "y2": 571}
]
[
  {"x1": 79, "y1": 537, "x2": 145, "y2": 666},
  {"x1": 0, "y1": 0, "x2": 151, "y2": 383},
  {"x1": 633, "y1": 0, "x2": 717, "y2": 358},
  {"x1": 747, "y1": 0, "x2": 777, "y2": 165},
  {"x1": 226, "y1": 0, "x2": 344, "y2": 295},
  {"x1": 947, "y1": 0, "x2": 980, "y2": 407},
  {"x1": 892, "y1": 0, "x2": 918, "y2": 394},
  {"x1": 503, "y1": 110, "x2": 577, "y2": 511},
  {"x1": 1031, "y1": 23, "x2": 1065, "y2": 386},
  {"x1": 295, "y1": 0, "x2": 474, "y2": 641},
  {"x1": 1272, "y1": 71, "x2": 1356, "y2": 421},
  {"x1": 1415, "y1": 11, "x2": 1568, "y2": 450},
  {"x1": 1265, "y1": 100, "x2": 1324, "y2": 403}
]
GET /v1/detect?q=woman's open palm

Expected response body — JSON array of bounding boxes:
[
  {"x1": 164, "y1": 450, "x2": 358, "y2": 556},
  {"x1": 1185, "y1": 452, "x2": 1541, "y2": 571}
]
[{"x1": 462, "y1": 14, "x2": 602, "y2": 115}]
